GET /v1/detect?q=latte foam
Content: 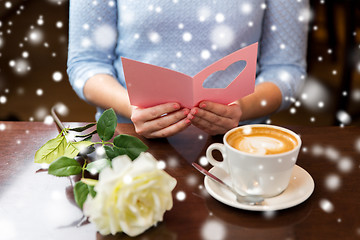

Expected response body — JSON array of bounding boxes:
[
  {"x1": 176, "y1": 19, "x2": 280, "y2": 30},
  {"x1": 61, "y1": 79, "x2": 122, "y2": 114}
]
[{"x1": 227, "y1": 126, "x2": 298, "y2": 155}]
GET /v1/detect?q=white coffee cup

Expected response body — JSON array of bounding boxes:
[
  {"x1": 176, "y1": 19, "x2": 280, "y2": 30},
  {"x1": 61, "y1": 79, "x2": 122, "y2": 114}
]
[{"x1": 206, "y1": 124, "x2": 301, "y2": 198}]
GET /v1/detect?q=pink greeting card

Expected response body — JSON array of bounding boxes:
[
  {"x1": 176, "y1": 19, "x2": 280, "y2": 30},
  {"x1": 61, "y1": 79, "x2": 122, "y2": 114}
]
[{"x1": 122, "y1": 42, "x2": 258, "y2": 109}]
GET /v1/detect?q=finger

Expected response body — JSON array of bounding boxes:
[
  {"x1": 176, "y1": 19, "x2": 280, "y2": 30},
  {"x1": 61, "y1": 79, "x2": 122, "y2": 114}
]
[
  {"x1": 142, "y1": 108, "x2": 190, "y2": 134},
  {"x1": 134, "y1": 108, "x2": 189, "y2": 137},
  {"x1": 131, "y1": 102, "x2": 181, "y2": 123},
  {"x1": 147, "y1": 118, "x2": 191, "y2": 138},
  {"x1": 198, "y1": 101, "x2": 233, "y2": 119},
  {"x1": 188, "y1": 109, "x2": 228, "y2": 135},
  {"x1": 189, "y1": 114, "x2": 227, "y2": 135},
  {"x1": 189, "y1": 107, "x2": 235, "y2": 129}
]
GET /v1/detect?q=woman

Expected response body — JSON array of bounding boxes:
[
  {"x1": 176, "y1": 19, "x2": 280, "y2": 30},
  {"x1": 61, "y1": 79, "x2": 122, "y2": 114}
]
[{"x1": 67, "y1": 0, "x2": 309, "y2": 138}]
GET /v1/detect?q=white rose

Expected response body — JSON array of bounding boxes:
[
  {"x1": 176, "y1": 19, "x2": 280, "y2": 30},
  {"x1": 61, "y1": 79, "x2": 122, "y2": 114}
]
[{"x1": 83, "y1": 152, "x2": 177, "y2": 237}]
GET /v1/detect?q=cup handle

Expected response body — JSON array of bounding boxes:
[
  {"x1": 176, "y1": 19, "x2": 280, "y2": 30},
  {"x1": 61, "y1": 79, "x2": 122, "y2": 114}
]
[{"x1": 206, "y1": 143, "x2": 229, "y2": 174}]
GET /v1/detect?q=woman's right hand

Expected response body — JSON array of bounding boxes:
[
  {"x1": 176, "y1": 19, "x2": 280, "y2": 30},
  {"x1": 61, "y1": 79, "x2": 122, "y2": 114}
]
[{"x1": 131, "y1": 103, "x2": 191, "y2": 138}]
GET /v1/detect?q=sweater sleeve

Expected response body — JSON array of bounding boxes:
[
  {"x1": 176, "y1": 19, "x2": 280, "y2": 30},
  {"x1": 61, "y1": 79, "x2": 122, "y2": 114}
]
[
  {"x1": 257, "y1": 0, "x2": 309, "y2": 111},
  {"x1": 67, "y1": 0, "x2": 118, "y2": 101}
]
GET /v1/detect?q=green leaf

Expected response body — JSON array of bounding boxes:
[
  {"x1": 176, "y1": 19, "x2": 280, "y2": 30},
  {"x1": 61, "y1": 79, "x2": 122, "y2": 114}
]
[
  {"x1": 113, "y1": 134, "x2": 148, "y2": 160},
  {"x1": 80, "y1": 179, "x2": 97, "y2": 197},
  {"x1": 74, "y1": 181, "x2": 91, "y2": 209},
  {"x1": 75, "y1": 129, "x2": 97, "y2": 139},
  {"x1": 68, "y1": 123, "x2": 96, "y2": 132},
  {"x1": 86, "y1": 158, "x2": 111, "y2": 174},
  {"x1": 71, "y1": 141, "x2": 94, "y2": 154},
  {"x1": 88, "y1": 185, "x2": 97, "y2": 198},
  {"x1": 35, "y1": 135, "x2": 63, "y2": 164},
  {"x1": 82, "y1": 136, "x2": 93, "y2": 142},
  {"x1": 35, "y1": 135, "x2": 77, "y2": 164},
  {"x1": 34, "y1": 134, "x2": 95, "y2": 164},
  {"x1": 97, "y1": 108, "x2": 117, "y2": 141},
  {"x1": 104, "y1": 145, "x2": 126, "y2": 160},
  {"x1": 48, "y1": 156, "x2": 82, "y2": 177}
]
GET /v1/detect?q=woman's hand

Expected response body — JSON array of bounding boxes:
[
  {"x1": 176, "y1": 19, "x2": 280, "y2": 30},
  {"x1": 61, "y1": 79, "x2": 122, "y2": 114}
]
[
  {"x1": 131, "y1": 103, "x2": 191, "y2": 138},
  {"x1": 187, "y1": 101, "x2": 242, "y2": 135}
]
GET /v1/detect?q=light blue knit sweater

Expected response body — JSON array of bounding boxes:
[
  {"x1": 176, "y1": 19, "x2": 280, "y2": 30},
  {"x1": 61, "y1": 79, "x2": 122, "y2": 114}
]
[{"x1": 67, "y1": 0, "x2": 309, "y2": 123}]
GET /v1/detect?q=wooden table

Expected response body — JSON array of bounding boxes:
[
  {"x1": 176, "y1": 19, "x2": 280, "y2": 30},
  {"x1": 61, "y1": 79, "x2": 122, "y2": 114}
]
[{"x1": 0, "y1": 121, "x2": 359, "y2": 240}]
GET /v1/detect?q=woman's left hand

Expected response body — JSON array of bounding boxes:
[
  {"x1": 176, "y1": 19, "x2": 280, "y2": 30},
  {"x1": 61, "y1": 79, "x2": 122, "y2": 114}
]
[{"x1": 187, "y1": 101, "x2": 242, "y2": 135}]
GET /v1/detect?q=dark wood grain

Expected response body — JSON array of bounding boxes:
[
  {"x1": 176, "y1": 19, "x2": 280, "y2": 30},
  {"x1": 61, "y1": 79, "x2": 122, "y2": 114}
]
[{"x1": 0, "y1": 121, "x2": 359, "y2": 240}]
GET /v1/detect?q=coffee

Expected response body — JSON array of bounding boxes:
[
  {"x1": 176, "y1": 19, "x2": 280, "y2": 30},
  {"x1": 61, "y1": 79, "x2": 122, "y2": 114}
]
[
  {"x1": 227, "y1": 126, "x2": 298, "y2": 155},
  {"x1": 207, "y1": 124, "x2": 302, "y2": 197}
]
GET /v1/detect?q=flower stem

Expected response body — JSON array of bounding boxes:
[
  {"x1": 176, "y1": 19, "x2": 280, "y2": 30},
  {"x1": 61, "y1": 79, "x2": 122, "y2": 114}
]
[{"x1": 81, "y1": 157, "x2": 87, "y2": 179}]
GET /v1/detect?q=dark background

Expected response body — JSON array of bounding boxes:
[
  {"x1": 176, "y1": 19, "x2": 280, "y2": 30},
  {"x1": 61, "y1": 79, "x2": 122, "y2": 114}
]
[{"x1": 0, "y1": 0, "x2": 359, "y2": 126}]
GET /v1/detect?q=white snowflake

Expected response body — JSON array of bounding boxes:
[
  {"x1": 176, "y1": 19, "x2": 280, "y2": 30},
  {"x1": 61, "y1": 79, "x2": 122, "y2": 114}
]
[
  {"x1": 28, "y1": 29, "x2": 44, "y2": 45},
  {"x1": 37, "y1": 16, "x2": 44, "y2": 25},
  {"x1": 240, "y1": 2, "x2": 252, "y2": 14},
  {"x1": 298, "y1": 8, "x2": 312, "y2": 23},
  {"x1": 279, "y1": 70, "x2": 291, "y2": 82},
  {"x1": 201, "y1": 219, "x2": 227, "y2": 240},
  {"x1": 44, "y1": 115, "x2": 54, "y2": 125},
  {"x1": 319, "y1": 199, "x2": 334, "y2": 213},
  {"x1": 56, "y1": 21, "x2": 63, "y2": 28},
  {"x1": 12, "y1": 59, "x2": 30, "y2": 75},
  {"x1": 22, "y1": 51, "x2": 29, "y2": 58},
  {"x1": 176, "y1": 191, "x2": 186, "y2": 201},
  {"x1": 318, "y1": 101, "x2": 324, "y2": 108},
  {"x1": 148, "y1": 31, "x2": 161, "y2": 43},
  {"x1": 108, "y1": 1, "x2": 115, "y2": 7},
  {"x1": 157, "y1": 160, "x2": 166, "y2": 170},
  {"x1": 5, "y1": 1, "x2": 12, "y2": 8},
  {"x1": 81, "y1": 37, "x2": 92, "y2": 48},
  {"x1": 53, "y1": 102, "x2": 69, "y2": 116},
  {"x1": 210, "y1": 24, "x2": 234, "y2": 49},
  {"x1": 52, "y1": 71, "x2": 63, "y2": 82},
  {"x1": 176, "y1": 51, "x2": 182, "y2": 58},
  {"x1": 182, "y1": 32, "x2": 192, "y2": 42},
  {"x1": 355, "y1": 137, "x2": 360, "y2": 153},
  {"x1": 186, "y1": 174, "x2": 198, "y2": 187},
  {"x1": 336, "y1": 110, "x2": 351, "y2": 125},
  {"x1": 34, "y1": 107, "x2": 48, "y2": 120},
  {"x1": 0, "y1": 96, "x2": 7, "y2": 104},
  {"x1": 93, "y1": 24, "x2": 117, "y2": 49},
  {"x1": 352, "y1": 89, "x2": 360, "y2": 101},
  {"x1": 301, "y1": 78, "x2": 330, "y2": 112},
  {"x1": 36, "y1": 89, "x2": 43, "y2": 96},
  {"x1": 121, "y1": 10, "x2": 135, "y2": 25},
  {"x1": 198, "y1": 6, "x2": 211, "y2": 22},
  {"x1": 199, "y1": 156, "x2": 208, "y2": 166},
  {"x1": 215, "y1": 13, "x2": 225, "y2": 23},
  {"x1": 338, "y1": 157, "x2": 354, "y2": 173},
  {"x1": 83, "y1": 23, "x2": 90, "y2": 30},
  {"x1": 324, "y1": 174, "x2": 341, "y2": 191},
  {"x1": 155, "y1": 6, "x2": 162, "y2": 13},
  {"x1": 74, "y1": 79, "x2": 85, "y2": 91},
  {"x1": 200, "y1": 49, "x2": 211, "y2": 60},
  {"x1": 324, "y1": 146, "x2": 340, "y2": 162}
]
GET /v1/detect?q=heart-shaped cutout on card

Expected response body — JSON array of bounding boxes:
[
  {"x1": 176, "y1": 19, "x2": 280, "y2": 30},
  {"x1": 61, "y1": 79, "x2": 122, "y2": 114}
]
[
  {"x1": 166, "y1": 125, "x2": 210, "y2": 164},
  {"x1": 202, "y1": 60, "x2": 247, "y2": 89}
]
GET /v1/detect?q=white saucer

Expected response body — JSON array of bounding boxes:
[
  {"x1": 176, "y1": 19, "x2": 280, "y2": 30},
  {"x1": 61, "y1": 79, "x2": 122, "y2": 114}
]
[{"x1": 204, "y1": 165, "x2": 314, "y2": 211}]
